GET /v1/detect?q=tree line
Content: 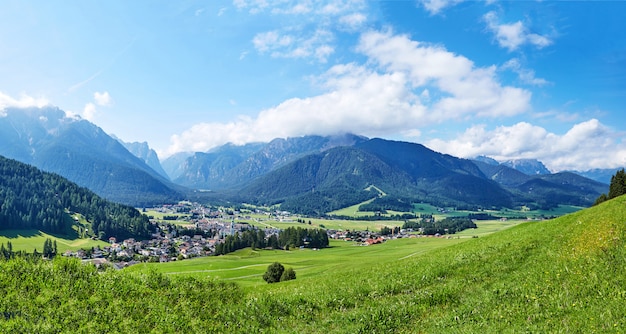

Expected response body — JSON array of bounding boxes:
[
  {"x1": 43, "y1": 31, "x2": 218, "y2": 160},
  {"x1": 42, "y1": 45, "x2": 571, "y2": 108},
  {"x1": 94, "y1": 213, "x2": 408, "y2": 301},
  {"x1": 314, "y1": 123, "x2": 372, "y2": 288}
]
[
  {"x1": 214, "y1": 226, "x2": 329, "y2": 256},
  {"x1": 402, "y1": 216, "x2": 477, "y2": 235}
]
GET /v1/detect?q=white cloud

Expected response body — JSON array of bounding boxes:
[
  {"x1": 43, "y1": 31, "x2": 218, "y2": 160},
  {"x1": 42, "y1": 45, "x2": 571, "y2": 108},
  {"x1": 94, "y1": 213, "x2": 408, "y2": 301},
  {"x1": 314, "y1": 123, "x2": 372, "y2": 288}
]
[
  {"x1": 82, "y1": 103, "x2": 97, "y2": 121},
  {"x1": 426, "y1": 119, "x2": 626, "y2": 171},
  {"x1": 242, "y1": 1, "x2": 367, "y2": 63},
  {"x1": 418, "y1": 0, "x2": 465, "y2": 15},
  {"x1": 164, "y1": 29, "x2": 532, "y2": 157},
  {"x1": 338, "y1": 13, "x2": 367, "y2": 31},
  {"x1": 501, "y1": 58, "x2": 550, "y2": 86},
  {"x1": 94, "y1": 91, "x2": 112, "y2": 106},
  {"x1": 483, "y1": 11, "x2": 552, "y2": 51},
  {"x1": 0, "y1": 91, "x2": 49, "y2": 115},
  {"x1": 233, "y1": 0, "x2": 269, "y2": 14},
  {"x1": 357, "y1": 30, "x2": 530, "y2": 120},
  {"x1": 252, "y1": 29, "x2": 334, "y2": 63},
  {"x1": 164, "y1": 62, "x2": 426, "y2": 156}
]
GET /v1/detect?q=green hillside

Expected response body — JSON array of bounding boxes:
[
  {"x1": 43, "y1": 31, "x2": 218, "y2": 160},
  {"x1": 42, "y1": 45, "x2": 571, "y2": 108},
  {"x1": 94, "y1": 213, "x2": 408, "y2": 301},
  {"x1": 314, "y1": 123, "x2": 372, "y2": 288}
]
[
  {"x1": 0, "y1": 155, "x2": 155, "y2": 241},
  {"x1": 1, "y1": 195, "x2": 624, "y2": 332}
]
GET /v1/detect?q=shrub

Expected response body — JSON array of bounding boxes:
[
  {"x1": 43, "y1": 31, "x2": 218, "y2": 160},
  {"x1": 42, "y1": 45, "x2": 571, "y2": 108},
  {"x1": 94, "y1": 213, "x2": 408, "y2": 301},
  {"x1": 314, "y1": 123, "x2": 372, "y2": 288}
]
[
  {"x1": 280, "y1": 267, "x2": 296, "y2": 282},
  {"x1": 263, "y1": 262, "x2": 284, "y2": 283}
]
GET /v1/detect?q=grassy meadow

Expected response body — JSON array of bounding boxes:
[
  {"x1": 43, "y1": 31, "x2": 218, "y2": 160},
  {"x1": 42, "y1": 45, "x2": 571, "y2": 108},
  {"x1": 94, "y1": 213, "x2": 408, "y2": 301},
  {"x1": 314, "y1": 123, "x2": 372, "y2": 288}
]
[
  {"x1": 125, "y1": 237, "x2": 467, "y2": 288},
  {"x1": 0, "y1": 229, "x2": 108, "y2": 253},
  {"x1": 143, "y1": 209, "x2": 193, "y2": 226},
  {"x1": 0, "y1": 195, "x2": 624, "y2": 332}
]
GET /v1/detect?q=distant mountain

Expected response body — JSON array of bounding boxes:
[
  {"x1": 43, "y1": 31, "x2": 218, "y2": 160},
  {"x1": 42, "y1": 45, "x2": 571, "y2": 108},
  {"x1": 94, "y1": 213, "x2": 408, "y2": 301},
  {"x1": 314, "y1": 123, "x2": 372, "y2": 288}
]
[
  {"x1": 0, "y1": 107, "x2": 182, "y2": 206},
  {"x1": 0, "y1": 155, "x2": 154, "y2": 240},
  {"x1": 473, "y1": 160, "x2": 607, "y2": 208},
  {"x1": 172, "y1": 133, "x2": 368, "y2": 190},
  {"x1": 473, "y1": 155, "x2": 500, "y2": 166},
  {"x1": 472, "y1": 156, "x2": 551, "y2": 176},
  {"x1": 117, "y1": 139, "x2": 169, "y2": 180},
  {"x1": 161, "y1": 151, "x2": 193, "y2": 180},
  {"x1": 571, "y1": 168, "x2": 622, "y2": 184},
  {"x1": 237, "y1": 138, "x2": 607, "y2": 214},
  {"x1": 239, "y1": 139, "x2": 515, "y2": 215},
  {"x1": 501, "y1": 159, "x2": 551, "y2": 175}
]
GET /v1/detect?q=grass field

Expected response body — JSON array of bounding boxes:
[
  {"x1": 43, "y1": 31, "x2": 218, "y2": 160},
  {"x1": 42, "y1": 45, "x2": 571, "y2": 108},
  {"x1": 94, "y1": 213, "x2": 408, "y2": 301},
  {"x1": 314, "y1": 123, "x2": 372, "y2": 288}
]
[
  {"x1": 125, "y1": 237, "x2": 467, "y2": 288},
  {"x1": 127, "y1": 218, "x2": 525, "y2": 287},
  {"x1": 1, "y1": 197, "x2": 623, "y2": 332},
  {"x1": 0, "y1": 229, "x2": 108, "y2": 253},
  {"x1": 143, "y1": 209, "x2": 193, "y2": 226},
  {"x1": 326, "y1": 198, "x2": 582, "y2": 221}
]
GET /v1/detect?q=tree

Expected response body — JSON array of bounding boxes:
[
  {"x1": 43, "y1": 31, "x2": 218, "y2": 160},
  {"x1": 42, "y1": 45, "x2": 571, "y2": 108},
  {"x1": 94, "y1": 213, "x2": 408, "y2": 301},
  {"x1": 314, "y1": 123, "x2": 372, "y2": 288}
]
[
  {"x1": 43, "y1": 238, "x2": 54, "y2": 258},
  {"x1": 280, "y1": 267, "x2": 296, "y2": 282},
  {"x1": 594, "y1": 168, "x2": 626, "y2": 205},
  {"x1": 263, "y1": 262, "x2": 284, "y2": 283},
  {"x1": 608, "y1": 169, "x2": 626, "y2": 199}
]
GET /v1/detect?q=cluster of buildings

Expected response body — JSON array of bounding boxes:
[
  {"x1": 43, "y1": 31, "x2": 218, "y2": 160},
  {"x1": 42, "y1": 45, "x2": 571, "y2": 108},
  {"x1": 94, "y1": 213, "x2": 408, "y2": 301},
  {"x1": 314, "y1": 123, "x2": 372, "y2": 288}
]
[{"x1": 63, "y1": 202, "x2": 397, "y2": 269}]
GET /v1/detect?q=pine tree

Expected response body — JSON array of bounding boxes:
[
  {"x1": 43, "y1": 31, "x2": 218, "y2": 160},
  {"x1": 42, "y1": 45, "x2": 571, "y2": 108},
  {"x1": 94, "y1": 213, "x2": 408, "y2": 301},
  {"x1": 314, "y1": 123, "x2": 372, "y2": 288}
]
[
  {"x1": 608, "y1": 169, "x2": 626, "y2": 199},
  {"x1": 594, "y1": 168, "x2": 626, "y2": 205}
]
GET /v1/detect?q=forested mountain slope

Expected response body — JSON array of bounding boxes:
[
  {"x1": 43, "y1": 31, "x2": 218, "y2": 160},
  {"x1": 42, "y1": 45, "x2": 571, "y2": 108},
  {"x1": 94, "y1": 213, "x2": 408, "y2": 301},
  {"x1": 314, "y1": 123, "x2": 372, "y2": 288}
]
[
  {"x1": 240, "y1": 140, "x2": 514, "y2": 214},
  {"x1": 0, "y1": 155, "x2": 154, "y2": 240},
  {"x1": 171, "y1": 134, "x2": 367, "y2": 189},
  {"x1": 238, "y1": 138, "x2": 605, "y2": 214}
]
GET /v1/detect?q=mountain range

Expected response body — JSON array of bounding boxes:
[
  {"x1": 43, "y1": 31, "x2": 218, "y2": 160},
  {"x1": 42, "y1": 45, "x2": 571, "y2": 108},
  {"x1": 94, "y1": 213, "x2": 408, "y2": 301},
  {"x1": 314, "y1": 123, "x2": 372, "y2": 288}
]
[
  {"x1": 232, "y1": 138, "x2": 607, "y2": 214},
  {"x1": 0, "y1": 107, "x2": 181, "y2": 206},
  {"x1": 0, "y1": 106, "x2": 615, "y2": 213}
]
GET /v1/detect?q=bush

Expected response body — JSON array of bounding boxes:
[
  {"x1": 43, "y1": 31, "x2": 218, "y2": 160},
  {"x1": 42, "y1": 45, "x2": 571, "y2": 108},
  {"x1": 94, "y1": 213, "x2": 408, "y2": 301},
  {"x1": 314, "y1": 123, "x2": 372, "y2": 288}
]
[
  {"x1": 280, "y1": 267, "x2": 296, "y2": 282},
  {"x1": 263, "y1": 262, "x2": 284, "y2": 283}
]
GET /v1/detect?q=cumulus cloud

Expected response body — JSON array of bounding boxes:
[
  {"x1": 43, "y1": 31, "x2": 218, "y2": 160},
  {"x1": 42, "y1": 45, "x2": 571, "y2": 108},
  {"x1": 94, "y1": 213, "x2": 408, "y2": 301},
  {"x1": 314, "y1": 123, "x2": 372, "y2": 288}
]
[
  {"x1": 483, "y1": 11, "x2": 552, "y2": 51},
  {"x1": 418, "y1": 0, "x2": 465, "y2": 15},
  {"x1": 82, "y1": 102, "x2": 97, "y2": 121},
  {"x1": 357, "y1": 30, "x2": 530, "y2": 120},
  {"x1": 164, "y1": 29, "x2": 532, "y2": 157},
  {"x1": 81, "y1": 91, "x2": 112, "y2": 121},
  {"x1": 426, "y1": 119, "x2": 626, "y2": 171},
  {"x1": 164, "y1": 63, "x2": 426, "y2": 156},
  {"x1": 0, "y1": 91, "x2": 49, "y2": 115},
  {"x1": 94, "y1": 91, "x2": 112, "y2": 106}
]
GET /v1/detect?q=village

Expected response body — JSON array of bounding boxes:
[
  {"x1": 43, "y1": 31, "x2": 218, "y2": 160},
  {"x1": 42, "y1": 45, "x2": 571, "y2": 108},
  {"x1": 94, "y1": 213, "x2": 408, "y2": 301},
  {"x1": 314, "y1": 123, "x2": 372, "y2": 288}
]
[{"x1": 62, "y1": 202, "x2": 411, "y2": 269}]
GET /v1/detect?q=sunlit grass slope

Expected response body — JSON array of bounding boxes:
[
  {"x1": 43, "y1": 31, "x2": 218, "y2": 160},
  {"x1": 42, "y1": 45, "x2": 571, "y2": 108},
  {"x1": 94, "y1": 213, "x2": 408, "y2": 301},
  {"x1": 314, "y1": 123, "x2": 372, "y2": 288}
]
[
  {"x1": 248, "y1": 195, "x2": 625, "y2": 333},
  {"x1": 0, "y1": 196, "x2": 624, "y2": 332},
  {"x1": 0, "y1": 229, "x2": 108, "y2": 253}
]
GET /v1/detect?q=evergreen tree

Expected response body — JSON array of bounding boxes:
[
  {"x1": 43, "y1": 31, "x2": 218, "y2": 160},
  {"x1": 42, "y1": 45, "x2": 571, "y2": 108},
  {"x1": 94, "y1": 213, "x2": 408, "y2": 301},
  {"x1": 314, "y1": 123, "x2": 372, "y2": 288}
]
[
  {"x1": 608, "y1": 169, "x2": 626, "y2": 199},
  {"x1": 594, "y1": 168, "x2": 626, "y2": 205}
]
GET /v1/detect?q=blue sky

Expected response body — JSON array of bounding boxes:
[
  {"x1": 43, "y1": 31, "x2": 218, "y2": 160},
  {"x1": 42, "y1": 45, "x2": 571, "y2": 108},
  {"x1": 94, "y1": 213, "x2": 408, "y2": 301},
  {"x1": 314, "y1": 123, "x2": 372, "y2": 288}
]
[{"x1": 0, "y1": 0, "x2": 624, "y2": 171}]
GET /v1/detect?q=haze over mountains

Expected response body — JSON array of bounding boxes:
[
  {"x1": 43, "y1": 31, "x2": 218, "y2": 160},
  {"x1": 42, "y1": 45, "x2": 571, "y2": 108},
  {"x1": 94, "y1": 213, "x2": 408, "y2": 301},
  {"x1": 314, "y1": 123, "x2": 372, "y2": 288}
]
[
  {"x1": 0, "y1": 106, "x2": 615, "y2": 212},
  {"x1": 0, "y1": 107, "x2": 181, "y2": 206}
]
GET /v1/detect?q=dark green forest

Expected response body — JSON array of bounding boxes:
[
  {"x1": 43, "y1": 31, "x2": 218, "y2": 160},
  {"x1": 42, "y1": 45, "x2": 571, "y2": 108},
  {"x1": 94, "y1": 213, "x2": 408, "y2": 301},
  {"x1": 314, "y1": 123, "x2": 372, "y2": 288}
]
[
  {"x1": 214, "y1": 226, "x2": 329, "y2": 255},
  {"x1": 402, "y1": 216, "x2": 477, "y2": 235},
  {"x1": 0, "y1": 155, "x2": 154, "y2": 240}
]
